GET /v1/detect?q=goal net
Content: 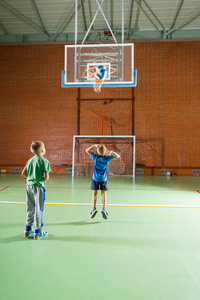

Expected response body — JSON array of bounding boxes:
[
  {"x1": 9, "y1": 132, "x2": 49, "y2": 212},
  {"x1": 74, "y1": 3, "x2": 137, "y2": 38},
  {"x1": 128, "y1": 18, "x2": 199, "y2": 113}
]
[{"x1": 72, "y1": 135, "x2": 135, "y2": 177}]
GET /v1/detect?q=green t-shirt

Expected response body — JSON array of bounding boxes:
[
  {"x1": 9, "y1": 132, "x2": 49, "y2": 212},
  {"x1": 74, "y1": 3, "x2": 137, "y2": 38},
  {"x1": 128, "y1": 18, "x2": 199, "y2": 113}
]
[{"x1": 25, "y1": 155, "x2": 51, "y2": 187}]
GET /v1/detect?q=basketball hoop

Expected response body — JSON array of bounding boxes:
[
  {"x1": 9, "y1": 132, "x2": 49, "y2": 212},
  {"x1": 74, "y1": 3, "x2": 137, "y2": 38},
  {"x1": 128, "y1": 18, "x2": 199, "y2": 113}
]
[
  {"x1": 87, "y1": 67, "x2": 104, "y2": 93},
  {"x1": 93, "y1": 78, "x2": 103, "y2": 93}
]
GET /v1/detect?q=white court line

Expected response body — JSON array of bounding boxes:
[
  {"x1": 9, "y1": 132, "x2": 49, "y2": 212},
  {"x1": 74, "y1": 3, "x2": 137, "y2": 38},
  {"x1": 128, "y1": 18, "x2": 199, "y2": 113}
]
[{"x1": 0, "y1": 201, "x2": 200, "y2": 209}]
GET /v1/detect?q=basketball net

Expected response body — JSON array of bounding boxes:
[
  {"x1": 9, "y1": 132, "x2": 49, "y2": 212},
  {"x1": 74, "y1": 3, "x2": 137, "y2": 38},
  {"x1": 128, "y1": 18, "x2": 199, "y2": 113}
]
[{"x1": 87, "y1": 68, "x2": 103, "y2": 93}]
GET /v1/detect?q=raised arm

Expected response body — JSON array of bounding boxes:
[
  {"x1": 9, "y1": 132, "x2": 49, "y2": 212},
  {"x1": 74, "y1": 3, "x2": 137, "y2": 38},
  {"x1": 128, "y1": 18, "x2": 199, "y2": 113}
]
[
  {"x1": 86, "y1": 144, "x2": 98, "y2": 155},
  {"x1": 109, "y1": 151, "x2": 120, "y2": 159}
]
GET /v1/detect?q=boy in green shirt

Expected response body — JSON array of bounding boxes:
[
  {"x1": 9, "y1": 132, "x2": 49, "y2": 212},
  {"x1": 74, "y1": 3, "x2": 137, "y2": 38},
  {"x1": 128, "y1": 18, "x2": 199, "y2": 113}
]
[{"x1": 21, "y1": 141, "x2": 51, "y2": 240}]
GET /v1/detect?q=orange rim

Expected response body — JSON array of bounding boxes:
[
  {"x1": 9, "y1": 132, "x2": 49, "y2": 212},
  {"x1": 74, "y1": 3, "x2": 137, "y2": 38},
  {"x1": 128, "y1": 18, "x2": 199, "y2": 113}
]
[
  {"x1": 88, "y1": 68, "x2": 103, "y2": 83},
  {"x1": 87, "y1": 67, "x2": 96, "y2": 79},
  {"x1": 95, "y1": 78, "x2": 102, "y2": 84}
]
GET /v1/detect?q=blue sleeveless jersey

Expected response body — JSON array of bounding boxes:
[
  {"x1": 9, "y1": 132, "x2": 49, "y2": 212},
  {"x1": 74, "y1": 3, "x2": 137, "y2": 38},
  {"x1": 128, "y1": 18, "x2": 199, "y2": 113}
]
[{"x1": 90, "y1": 152, "x2": 113, "y2": 182}]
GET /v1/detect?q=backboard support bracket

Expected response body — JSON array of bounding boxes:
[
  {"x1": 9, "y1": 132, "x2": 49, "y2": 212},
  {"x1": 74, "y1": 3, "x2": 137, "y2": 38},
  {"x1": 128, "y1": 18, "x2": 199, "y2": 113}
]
[{"x1": 61, "y1": 0, "x2": 137, "y2": 89}]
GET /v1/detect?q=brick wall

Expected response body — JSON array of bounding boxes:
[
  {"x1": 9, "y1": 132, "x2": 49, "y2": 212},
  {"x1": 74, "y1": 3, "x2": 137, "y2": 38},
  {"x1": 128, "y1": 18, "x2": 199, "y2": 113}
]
[
  {"x1": 0, "y1": 42, "x2": 200, "y2": 168},
  {"x1": 135, "y1": 42, "x2": 200, "y2": 168}
]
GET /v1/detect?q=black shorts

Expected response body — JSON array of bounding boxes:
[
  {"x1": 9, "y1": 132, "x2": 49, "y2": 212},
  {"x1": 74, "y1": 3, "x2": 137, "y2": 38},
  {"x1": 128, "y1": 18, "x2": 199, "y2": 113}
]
[{"x1": 91, "y1": 179, "x2": 108, "y2": 191}]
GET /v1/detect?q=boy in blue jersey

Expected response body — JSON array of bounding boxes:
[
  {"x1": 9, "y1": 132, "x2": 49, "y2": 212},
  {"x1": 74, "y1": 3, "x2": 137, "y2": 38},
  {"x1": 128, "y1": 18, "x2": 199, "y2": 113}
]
[{"x1": 86, "y1": 144, "x2": 120, "y2": 219}]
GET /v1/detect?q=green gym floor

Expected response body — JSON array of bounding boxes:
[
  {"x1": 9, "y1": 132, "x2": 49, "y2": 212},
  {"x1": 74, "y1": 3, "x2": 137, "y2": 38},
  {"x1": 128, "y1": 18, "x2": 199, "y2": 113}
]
[{"x1": 0, "y1": 175, "x2": 200, "y2": 300}]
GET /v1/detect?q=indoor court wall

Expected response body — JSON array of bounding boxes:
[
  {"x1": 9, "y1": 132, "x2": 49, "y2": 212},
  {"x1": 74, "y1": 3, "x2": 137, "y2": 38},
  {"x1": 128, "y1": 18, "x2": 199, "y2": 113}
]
[{"x1": 0, "y1": 41, "x2": 200, "y2": 171}]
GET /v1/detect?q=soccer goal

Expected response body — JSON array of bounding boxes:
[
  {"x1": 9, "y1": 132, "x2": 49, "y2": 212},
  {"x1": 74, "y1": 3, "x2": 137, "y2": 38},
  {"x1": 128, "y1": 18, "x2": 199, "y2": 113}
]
[{"x1": 72, "y1": 135, "x2": 136, "y2": 177}]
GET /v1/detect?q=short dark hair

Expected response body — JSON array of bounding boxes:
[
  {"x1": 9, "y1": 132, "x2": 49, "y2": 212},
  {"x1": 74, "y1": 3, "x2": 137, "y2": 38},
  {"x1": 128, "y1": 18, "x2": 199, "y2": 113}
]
[
  {"x1": 97, "y1": 144, "x2": 106, "y2": 155},
  {"x1": 30, "y1": 141, "x2": 44, "y2": 155}
]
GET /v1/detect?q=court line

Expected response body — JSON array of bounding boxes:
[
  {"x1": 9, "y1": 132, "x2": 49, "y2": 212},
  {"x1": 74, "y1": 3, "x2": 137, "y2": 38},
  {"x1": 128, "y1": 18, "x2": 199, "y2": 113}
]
[
  {"x1": 0, "y1": 201, "x2": 200, "y2": 209},
  {"x1": 0, "y1": 186, "x2": 198, "y2": 192},
  {"x1": 0, "y1": 186, "x2": 9, "y2": 192}
]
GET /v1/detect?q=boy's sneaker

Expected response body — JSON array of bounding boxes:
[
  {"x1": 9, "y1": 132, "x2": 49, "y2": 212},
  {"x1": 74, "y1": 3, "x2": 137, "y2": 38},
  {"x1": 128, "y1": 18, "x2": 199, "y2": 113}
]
[
  {"x1": 34, "y1": 231, "x2": 48, "y2": 240},
  {"x1": 90, "y1": 208, "x2": 98, "y2": 218},
  {"x1": 24, "y1": 230, "x2": 34, "y2": 238},
  {"x1": 101, "y1": 208, "x2": 108, "y2": 219}
]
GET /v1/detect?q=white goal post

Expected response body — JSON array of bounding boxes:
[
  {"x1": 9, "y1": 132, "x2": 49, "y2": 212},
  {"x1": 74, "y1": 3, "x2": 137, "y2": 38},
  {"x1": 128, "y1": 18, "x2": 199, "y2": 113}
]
[{"x1": 72, "y1": 135, "x2": 136, "y2": 177}]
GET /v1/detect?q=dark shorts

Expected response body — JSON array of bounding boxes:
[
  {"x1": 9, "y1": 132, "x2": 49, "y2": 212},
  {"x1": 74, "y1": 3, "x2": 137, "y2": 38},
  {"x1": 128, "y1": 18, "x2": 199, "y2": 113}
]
[{"x1": 91, "y1": 179, "x2": 108, "y2": 191}]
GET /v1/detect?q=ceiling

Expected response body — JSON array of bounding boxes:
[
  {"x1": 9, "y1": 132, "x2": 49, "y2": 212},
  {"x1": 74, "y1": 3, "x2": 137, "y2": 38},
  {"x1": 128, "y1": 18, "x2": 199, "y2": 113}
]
[{"x1": 0, "y1": 0, "x2": 200, "y2": 44}]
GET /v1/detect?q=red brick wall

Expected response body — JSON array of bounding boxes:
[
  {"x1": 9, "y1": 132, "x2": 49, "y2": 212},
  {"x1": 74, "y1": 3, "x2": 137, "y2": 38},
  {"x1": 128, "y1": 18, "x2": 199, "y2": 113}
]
[
  {"x1": 0, "y1": 42, "x2": 200, "y2": 168},
  {"x1": 135, "y1": 42, "x2": 200, "y2": 168}
]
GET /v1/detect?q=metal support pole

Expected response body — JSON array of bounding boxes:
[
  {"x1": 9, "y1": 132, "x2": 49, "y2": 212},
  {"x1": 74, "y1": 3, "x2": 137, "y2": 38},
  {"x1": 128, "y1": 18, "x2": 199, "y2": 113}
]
[
  {"x1": 134, "y1": 0, "x2": 162, "y2": 34},
  {"x1": 72, "y1": 135, "x2": 75, "y2": 177},
  {"x1": 78, "y1": 48, "x2": 81, "y2": 81},
  {"x1": 0, "y1": 1, "x2": 48, "y2": 36},
  {"x1": 132, "y1": 87, "x2": 135, "y2": 177},
  {"x1": 75, "y1": 0, "x2": 78, "y2": 83},
  {"x1": 82, "y1": 0, "x2": 104, "y2": 44},
  {"x1": 122, "y1": 0, "x2": 124, "y2": 43},
  {"x1": 169, "y1": 0, "x2": 184, "y2": 30},
  {"x1": 132, "y1": 87, "x2": 135, "y2": 135},
  {"x1": 118, "y1": 46, "x2": 121, "y2": 80},
  {"x1": 166, "y1": 8, "x2": 200, "y2": 36},
  {"x1": 127, "y1": 0, "x2": 133, "y2": 39},
  {"x1": 77, "y1": 88, "x2": 81, "y2": 166},
  {"x1": 133, "y1": 135, "x2": 135, "y2": 177},
  {"x1": 0, "y1": 20, "x2": 7, "y2": 34},
  {"x1": 80, "y1": 0, "x2": 87, "y2": 31},
  {"x1": 31, "y1": 0, "x2": 49, "y2": 37},
  {"x1": 95, "y1": 0, "x2": 117, "y2": 43},
  {"x1": 54, "y1": 2, "x2": 78, "y2": 40},
  {"x1": 75, "y1": 0, "x2": 78, "y2": 44},
  {"x1": 77, "y1": 88, "x2": 81, "y2": 135}
]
